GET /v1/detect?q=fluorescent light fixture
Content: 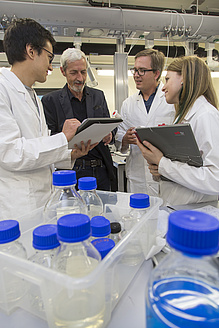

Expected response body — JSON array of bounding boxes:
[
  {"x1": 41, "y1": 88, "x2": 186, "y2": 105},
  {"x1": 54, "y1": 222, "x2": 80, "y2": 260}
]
[
  {"x1": 162, "y1": 70, "x2": 219, "y2": 78},
  {"x1": 97, "y1": 69, "x2": 132, "y2": 76},
  {"x1": 211, "y1": 72, "x2": 219, "y2": 78}
]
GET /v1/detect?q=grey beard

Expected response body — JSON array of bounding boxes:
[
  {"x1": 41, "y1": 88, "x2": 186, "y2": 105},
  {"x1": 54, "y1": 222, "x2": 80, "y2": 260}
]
[{"x1": 68, "y1": 83, "x2": 84, "y2": 93}]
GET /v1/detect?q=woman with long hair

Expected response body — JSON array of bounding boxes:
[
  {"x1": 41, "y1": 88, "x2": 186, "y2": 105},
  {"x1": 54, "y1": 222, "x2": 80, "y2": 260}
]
[{"x1": 137, "y1": 56, "x2": 219, "y2": 205}]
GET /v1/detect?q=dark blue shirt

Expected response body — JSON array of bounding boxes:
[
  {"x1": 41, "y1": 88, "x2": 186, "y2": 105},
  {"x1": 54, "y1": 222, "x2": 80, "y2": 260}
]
[{"x1": 140, "y1": 84, "x2": 159, "y2": 113}]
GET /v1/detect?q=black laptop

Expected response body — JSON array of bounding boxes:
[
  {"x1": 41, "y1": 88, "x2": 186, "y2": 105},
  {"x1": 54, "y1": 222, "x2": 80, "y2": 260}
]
[{"x1": 136, "y1": 123, "x2": 203, "y2": 167}]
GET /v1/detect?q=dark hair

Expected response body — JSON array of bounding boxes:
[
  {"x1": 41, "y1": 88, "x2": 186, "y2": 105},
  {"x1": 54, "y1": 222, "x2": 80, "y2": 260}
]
[
  {"x1": 3, "y1": 18, "x2": 56, "y2": 65},
  {"x1": 135, "y1": 49, "x2": 165, "y2": 81}
]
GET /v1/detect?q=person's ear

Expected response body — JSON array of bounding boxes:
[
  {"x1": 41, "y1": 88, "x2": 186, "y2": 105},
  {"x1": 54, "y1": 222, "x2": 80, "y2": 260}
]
[
  {"x1": 60, "y1": 67, "x2": 66, "y2": 77},
  {"x1": 154, "y1": 70, "x2": 160, "y2": 81},
  {"x1": 25, "y1": 44, "x2": 35, "y2": 61}
]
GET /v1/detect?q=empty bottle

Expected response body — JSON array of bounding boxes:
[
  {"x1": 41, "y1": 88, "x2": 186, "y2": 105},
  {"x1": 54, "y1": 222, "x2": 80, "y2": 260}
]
[
  {"x1": 78, "y1": 177, "x2": 103, "y2": 218},
  {"x1": 29, "y1": 224, "x2": 60, "y2": 267},
  {"x1": 29, "y1": 224, "x2": 60, "y2": 312},
  {"x1": 129, "y1": 193, "x2": 150, "y2": 221},
  {"x1": 52, "y1": 213, "x2": 105, "y2": 328},
  {"x1": 44, "y1": 170, "x2": 87, "y2": 221},
  {"x1": 120, "y1": 194, "x2": 149, "y2": 266},
  {"x1": 110, "y1": 222, "x2": 122, "y2": 245},
  {"x1": 0, "y1": 220, "x2": 27, "y2": 305},
  {"x1": 90, "y1": 216, "x2": 111, "y2": 240},
  {"x1": 146, "y1": 210, "x2": 219, "y2": 328}
]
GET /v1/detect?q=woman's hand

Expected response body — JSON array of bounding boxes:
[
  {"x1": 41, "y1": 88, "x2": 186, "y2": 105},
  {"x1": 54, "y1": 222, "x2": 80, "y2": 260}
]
[
  {"x1": 71, "y1": 140, "x2": 98, "y2": 161},
  {"x1": 136, "y1": 139, "x2": 163, "y2": 165},
  {"x1": 148, "y1": 164, "x2": 161, "y2": 177}
]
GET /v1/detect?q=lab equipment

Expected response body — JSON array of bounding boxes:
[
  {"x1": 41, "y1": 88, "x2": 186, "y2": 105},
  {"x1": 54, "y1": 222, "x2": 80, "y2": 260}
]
[
  {"x1": 53, "y1": 213, "x2": 104, "y2": 328},
  {"x1": 90, "y1": 215, "x2": 111, "y2": 240},
  {"x1": 44, "y1": 170, "x2": 87, "y2": 221},
  {"x1": 146, "y1": 210, "x2": 219, "y2": 328},
  {"x1": 110, "y1": 222, "x2": 122, "y2": 244},
  {"x1": 0, "y1": 220, "x2": 27, "y2": 305},
  {"x1": 78, "y1": 177, "x2": 104, "y2": 218},
  {"x1": 91, "y1": 238, "x2": 115, "y2": 259}
]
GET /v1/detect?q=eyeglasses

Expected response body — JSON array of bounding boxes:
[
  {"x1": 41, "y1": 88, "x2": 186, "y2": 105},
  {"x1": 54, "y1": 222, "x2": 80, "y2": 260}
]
[
  {"x1": 39, "y1": 47, "x2": 54, "y2": 64},
  {"x1": 130, "y1": 68, "x2": 154, "y2": 76}
]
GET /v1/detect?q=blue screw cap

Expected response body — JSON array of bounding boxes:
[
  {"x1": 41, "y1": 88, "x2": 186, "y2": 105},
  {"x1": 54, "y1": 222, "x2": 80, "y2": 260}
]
[
  {"x1": 130, "y1": 193, "x2": 150, "y2": 209},
  {"x1": 167, "y1": 210, "x2": 219, "y2": 255},
  {"x1": 78, "y1": 177, "x2": 97, "y2": 190},
  {"x1": 52, "y1": 170, "x2": 77, "y2": 186},
  {"x1": 32, "y1": 224, "x2": 60, "y2": 250},
  {"x1": 57, "y1": 213, "x2": 91, "y2": 242},
  {"x1": 91, "y1": 216, "x2": 111, "y2": 237},
  {"x1": 0, "y1": 220, "x2": 21, "y2": 244},
  {"x1": 91, "y1": 238, "x2": 115, "y2": 259}
]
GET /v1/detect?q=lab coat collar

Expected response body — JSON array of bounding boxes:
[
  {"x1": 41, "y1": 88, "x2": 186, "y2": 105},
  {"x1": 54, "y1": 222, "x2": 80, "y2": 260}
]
[{"x1": 0, "y1": 67, "x2": 41, "y2": 120}]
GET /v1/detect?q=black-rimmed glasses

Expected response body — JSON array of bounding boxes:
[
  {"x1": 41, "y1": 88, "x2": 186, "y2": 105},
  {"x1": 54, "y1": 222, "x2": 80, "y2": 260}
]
[
  {"x1": 39, "y1": 47, "x2": 54, "y2": 64},
  {"x1": 130, "y1": 68, "x2": 154, "y2": 76}
]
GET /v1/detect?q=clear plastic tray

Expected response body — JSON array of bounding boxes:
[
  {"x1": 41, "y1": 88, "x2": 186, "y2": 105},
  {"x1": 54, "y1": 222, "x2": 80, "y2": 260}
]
[{"x1": 0, "y1": 191, "x2": 162, "y2": 327}]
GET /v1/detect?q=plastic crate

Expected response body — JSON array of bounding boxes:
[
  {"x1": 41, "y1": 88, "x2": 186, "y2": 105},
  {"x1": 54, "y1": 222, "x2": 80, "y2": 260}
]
[{"x1": 0, "y1": 191, "x2": 162, "y2": 328}]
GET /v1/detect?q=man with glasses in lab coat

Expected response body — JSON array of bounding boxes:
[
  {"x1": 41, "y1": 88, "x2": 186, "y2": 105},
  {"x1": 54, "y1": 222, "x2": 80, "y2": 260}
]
[
  {"x1": 0, "y1": 18, "x2": 93, "y2": 219},
  {"x1": 116, "y1": 49, "x2": 175, "y2": 196}
]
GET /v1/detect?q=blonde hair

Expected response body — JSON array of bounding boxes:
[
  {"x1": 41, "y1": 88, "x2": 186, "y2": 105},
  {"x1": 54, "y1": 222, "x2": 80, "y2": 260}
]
[{"x1": 167, "y1": 56, "x2": 218, "y2": 123}]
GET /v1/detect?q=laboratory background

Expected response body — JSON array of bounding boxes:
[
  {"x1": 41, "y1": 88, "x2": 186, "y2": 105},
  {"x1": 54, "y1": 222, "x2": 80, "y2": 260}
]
[{"x1": 0, "y1": 1, "x2": 219, "y2": 328}]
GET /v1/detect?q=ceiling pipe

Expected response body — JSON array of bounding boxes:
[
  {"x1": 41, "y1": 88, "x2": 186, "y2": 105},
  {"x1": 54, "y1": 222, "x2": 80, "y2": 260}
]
[{"x1": 87, "y1": 0, "x2": 219, "y2": 16}]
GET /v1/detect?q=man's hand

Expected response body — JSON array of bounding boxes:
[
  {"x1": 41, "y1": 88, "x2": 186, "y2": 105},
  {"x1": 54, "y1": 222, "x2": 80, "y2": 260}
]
[
  {"x1": 136, "y1": 139, "x2": 163, "y2": 166},
  {"x1": 102, "y1": 132, "x2": 112, "y2": 146},
  {"x1": 62, "y1": 119, "x2": 81, "y2": 142},
  {"x1": 71, "y1": 140, "x2": 98, "y2": 161},
  {"x1": 122, "y1": 127, "x2": 137, "y2": 149}
]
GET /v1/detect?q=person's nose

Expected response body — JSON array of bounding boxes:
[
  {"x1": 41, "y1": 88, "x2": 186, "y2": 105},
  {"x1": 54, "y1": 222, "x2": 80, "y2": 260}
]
[{"x1": 49, "y1": 63, "x2": 53, "y2": 72}]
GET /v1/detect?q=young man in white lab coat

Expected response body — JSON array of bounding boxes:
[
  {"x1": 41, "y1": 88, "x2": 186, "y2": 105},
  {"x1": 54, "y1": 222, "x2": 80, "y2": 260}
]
[
  {"x1": 116, "y1": 49, "x2": 175, "y2": 196},
  {"x1": 0, "y1": 18, "x2": 94, "y2": 219}
]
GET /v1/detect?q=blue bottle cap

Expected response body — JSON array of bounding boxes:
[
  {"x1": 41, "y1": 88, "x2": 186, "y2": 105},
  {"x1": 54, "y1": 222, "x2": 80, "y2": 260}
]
[
  {"x1": 130, "y1": 193, "x2": 150, "y2": 209},
  {"x1": 32, "y1": 224, "x2": 60, "y2": 250},
  {"x1": 78, "y1": 177, "x2": 97, "y2": 190},
  {"x1": 91, "y1": 216, "x2": 111, "y2": 237},
  {"x1": 57, "y1": 213, "x2": 91, "y2": 242},
  {"x1": 167, "y1": 210, "x2": 219, "y2": 255},
  {"x1": 91, "y1": 238, "x2": 115, "y2": 259},
  {"x1": 0, "y1": 220, "x2": 20, "y2": 244},
  {"x1": 52, "y1": 170, "x2": 77, "y2": 186}
]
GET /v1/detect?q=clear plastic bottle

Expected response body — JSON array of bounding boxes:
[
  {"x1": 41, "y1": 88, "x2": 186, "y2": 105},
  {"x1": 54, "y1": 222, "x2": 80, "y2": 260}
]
[
  {"x1": 0, "y1": 220, "x2": 27, "y2": 305},
  {"x1": 44, "y1": 170, "x2": 87, "y2": 221},
  {"x1": 53, "y1": 213, "x2": 105, "y2": 328},
  {"x1": 78, "y1": 177, "x2": 103, "y2": 218},
  {"x1": 121, "y1": 194, "x2": 149, "y2": 266},
  {"x1": 146, "y1": 210, "x2": 219, "y2": 328},
  {"x1": 28, "y1": 224, "x2": 60, "y2": 313},
  {"x1": 110, "y1": 222, "x2": 122, "y2": 245},
  {"x1": 129, "y1": 193, "x2": 150, "y2": 221},
  {"x1": 29, "y1": 224, "x2": 60, "y2": 267},
  {"x1": 91, "y1": 238, "x2": 115, "y2": 259},
  {"x1": 90, "y1": 216, "x2": 111, "y2": 241}
]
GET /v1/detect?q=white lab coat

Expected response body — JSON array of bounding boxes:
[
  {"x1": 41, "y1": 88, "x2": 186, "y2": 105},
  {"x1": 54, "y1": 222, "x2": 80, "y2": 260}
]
[
  {"x1": 158, "y1": 96, "x2": 219, "y2": 206},
  {"x1": 0, "y1": 68, "x2": 72, "y2": 219},
  {"x1": 116, "y1": 82, "x2": 175, "y2": 196}
]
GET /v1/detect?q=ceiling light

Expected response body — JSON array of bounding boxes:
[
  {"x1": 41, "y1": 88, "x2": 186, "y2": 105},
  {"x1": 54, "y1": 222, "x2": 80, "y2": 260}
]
[
  {"x1": 97, "y1": 69, "x2": 132, "y2": 76},
  {"x1": 162, "y1": 70, "x2": 219, "y2": 78},
  {"x1": 88, "y1": 29, "x2": 104, "y2": 37}
]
